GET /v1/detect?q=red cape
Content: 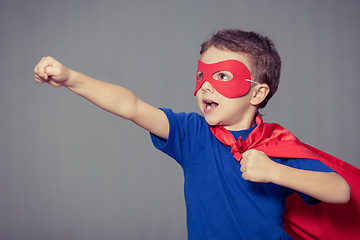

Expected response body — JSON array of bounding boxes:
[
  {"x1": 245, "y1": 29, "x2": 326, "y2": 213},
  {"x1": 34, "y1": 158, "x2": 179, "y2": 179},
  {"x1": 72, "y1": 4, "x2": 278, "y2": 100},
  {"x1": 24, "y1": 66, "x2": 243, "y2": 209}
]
[{"x1": 210, "y1": 116, "x2": 360, "y2": 239}]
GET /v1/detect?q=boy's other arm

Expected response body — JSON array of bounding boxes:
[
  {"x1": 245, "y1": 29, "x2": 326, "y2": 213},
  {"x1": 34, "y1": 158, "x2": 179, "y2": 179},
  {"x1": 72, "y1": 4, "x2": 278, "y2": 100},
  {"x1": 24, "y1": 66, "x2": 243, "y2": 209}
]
[
  {"x1": 240, "y1": 149, "x2": 351, "y2": 204},
  {"x1": 34, "y1": 57, "x2": 169, "y2": 139}
]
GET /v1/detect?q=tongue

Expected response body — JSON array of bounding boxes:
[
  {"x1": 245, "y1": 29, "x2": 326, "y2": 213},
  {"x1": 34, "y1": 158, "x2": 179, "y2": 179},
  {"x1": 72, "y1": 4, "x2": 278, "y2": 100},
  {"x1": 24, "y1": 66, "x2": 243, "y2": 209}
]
[{"x1": 211, "y1": 102, "x2": 218, "y2": 108}]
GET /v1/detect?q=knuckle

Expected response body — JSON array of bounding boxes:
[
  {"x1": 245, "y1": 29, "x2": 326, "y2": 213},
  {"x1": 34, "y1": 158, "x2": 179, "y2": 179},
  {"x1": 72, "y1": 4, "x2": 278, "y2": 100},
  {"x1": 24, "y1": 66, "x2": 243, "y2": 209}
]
[
  {"x1": 242, "y1": 173, "x2": 250, "y2": 181},
  {"x1": 244, "y1": 149, "x2": 255, "y2": 156},
  {"x1": 248, "y1": 149, "x2": 257, "y2": 154}
]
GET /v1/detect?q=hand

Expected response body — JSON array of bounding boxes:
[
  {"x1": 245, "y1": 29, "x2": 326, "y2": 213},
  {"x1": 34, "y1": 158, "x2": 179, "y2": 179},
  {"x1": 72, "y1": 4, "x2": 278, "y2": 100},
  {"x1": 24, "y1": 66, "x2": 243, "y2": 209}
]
[
  {"x1": 34, "y1": 56, "x2": 70, "y2": 87},
  {"x1": 240, "y1": 149, "x2": 278, "y2": 183}
]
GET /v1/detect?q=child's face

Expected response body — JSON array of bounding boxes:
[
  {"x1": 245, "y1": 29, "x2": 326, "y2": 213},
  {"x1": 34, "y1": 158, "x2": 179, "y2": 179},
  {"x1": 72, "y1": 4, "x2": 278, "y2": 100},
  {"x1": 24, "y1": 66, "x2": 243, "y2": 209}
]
[{"x1": 195, "y1": 46, "x2": 257, "y2": 130}]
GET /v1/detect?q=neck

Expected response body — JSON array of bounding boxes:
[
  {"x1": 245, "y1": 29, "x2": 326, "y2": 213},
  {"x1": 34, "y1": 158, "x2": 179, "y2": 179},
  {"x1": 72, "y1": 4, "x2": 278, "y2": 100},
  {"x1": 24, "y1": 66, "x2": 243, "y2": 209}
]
[{"x1": 223, "y1": 114, "x2": 257, "y2": 131}]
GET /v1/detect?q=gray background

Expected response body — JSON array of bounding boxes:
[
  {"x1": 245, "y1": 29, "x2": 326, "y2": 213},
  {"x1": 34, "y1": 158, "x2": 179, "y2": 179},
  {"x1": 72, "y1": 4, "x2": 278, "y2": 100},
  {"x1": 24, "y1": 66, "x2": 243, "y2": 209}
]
[{"x1": 1, "y1": 0, "x2": 359, "y2": 239}]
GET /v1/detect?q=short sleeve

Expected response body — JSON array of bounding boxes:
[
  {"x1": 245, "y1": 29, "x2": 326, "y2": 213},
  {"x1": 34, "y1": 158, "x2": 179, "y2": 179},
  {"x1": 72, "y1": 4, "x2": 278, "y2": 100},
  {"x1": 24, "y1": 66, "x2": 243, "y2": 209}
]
[{"x1": 150, "y1": 108, "x2": 208, "y2": 166}]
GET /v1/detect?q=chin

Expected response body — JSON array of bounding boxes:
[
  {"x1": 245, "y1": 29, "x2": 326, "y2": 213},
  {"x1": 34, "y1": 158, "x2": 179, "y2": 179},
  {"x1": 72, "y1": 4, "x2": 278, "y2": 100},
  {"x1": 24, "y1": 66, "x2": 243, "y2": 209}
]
[{"x1": 204, "y1": 116, "x2": 221, "y2": 126}]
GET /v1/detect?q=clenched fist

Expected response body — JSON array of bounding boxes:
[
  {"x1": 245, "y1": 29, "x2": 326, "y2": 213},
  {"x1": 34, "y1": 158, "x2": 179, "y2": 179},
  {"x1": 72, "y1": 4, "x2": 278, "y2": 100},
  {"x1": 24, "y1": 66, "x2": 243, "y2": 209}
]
[
  {"x1": 240, "y1": 149, "x2": 279, "y2": 183},
  {"x1": 34, "y1": 56, "x2": 71, "y2": 87}
]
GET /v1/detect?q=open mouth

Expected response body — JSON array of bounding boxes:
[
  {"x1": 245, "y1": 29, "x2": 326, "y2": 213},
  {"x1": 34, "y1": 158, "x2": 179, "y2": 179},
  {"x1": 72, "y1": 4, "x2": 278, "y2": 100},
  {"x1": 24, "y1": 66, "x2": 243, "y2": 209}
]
[{"x1": 203, "y1": 100, "x2": 219, "y2": 111}]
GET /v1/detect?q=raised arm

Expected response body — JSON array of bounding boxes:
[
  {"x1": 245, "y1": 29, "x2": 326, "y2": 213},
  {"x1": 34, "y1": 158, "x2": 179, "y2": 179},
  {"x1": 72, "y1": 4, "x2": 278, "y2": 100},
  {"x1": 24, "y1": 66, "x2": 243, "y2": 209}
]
[
  {"x1": 240, "y1": 149, "x2": 351, "y2": 204},
  {"x1": 34, "y1": 56, "x2": 169, "y2": 139}
]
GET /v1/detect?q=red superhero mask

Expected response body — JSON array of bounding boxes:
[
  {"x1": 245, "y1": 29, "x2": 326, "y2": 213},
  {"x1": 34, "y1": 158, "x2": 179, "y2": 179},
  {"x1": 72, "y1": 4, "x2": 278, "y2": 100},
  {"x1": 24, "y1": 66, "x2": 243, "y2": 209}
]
[{"x1": 194, "y1": 59, "x2": 256, "y2": 98}]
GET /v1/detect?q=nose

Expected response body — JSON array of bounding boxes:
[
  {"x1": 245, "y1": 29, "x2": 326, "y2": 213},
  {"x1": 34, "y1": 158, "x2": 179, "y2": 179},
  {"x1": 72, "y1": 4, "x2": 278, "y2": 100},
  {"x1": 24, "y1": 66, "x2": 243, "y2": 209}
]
[{"x1": 200, "y1": 81, "x2": 215, "y2": 94}]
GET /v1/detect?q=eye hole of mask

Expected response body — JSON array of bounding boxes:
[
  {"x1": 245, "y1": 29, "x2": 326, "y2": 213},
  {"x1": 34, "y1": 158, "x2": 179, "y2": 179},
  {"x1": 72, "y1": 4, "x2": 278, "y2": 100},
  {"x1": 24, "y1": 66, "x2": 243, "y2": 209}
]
[
  {"x1": 196, "y1": 71, "x2": 203, "y2": 81},
  {"x1": 196, "y1": 70, "x2": 234, "y2": 81},
  {"x1": 212, "y1": 71, "x2": 233, "y2": 81}
]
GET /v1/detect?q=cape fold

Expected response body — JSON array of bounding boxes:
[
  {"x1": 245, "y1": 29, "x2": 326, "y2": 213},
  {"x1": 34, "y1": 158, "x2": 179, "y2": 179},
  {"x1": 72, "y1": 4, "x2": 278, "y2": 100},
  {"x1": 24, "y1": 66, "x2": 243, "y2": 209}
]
[{"x1": 210, "y1": 116, "x2": 360, "y2": 239}]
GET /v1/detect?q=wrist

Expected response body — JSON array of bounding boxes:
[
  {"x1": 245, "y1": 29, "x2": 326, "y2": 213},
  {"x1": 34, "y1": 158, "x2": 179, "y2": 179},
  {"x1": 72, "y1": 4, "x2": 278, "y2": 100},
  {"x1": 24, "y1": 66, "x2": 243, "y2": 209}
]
[
  {"x1": 268, "y1": 161, "x2": 284, "y2": 184},
  {"x1": 64, "y1": 69, "x2": 81, "y2": 89}
]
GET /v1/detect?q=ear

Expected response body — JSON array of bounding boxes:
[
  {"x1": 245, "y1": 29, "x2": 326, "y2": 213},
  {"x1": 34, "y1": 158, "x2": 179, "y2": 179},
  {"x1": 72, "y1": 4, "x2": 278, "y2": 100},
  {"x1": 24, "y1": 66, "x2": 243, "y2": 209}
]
[{"x1": 250, "y1": 84, "x2": 270, "y2": 106}]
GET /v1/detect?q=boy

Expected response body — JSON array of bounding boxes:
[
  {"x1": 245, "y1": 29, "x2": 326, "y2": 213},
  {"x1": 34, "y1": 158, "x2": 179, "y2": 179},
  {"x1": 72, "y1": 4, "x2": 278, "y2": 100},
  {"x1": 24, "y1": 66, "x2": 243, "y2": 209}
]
[{"x1": 34, "y1": 29, "x2": 351, "y2": 239}]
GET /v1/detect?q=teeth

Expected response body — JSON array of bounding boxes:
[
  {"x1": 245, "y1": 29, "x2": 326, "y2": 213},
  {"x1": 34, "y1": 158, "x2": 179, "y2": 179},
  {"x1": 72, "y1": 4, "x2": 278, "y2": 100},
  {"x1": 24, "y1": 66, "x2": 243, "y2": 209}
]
[{"x1": 203, "y1": 99, "x2": 218, "y2": 111}]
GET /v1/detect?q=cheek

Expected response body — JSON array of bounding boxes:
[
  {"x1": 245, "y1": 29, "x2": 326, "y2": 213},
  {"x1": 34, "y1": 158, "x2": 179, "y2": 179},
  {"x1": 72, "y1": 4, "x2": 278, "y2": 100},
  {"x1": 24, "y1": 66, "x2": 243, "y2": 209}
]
[
  {"x1": 220, "y1": 96, "x2": 247, "y2": 112},
  {"x1": 195, "y1": 93, "x2": 203, "y2": 110}
]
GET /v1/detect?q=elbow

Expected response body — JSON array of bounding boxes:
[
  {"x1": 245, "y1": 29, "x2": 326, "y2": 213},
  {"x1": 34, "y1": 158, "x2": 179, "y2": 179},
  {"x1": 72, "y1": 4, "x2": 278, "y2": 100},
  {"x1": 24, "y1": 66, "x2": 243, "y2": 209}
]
[
  {"x1": 331, "y1": 173, "x2": 351, "y2": 204},
  {"x1": 339, "y1": 180, "x2": 351, "y2": 204}
]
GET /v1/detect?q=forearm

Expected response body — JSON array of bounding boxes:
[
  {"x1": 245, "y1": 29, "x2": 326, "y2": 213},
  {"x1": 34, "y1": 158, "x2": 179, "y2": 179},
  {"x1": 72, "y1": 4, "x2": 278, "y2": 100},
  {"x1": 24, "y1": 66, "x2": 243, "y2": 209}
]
[
  {"x1": 271, "y1": 164, "x2": 350, "y2": 203},
  {"x1": 65, "y1": 70, "x2": 139, "y2": 120},
  {"x1": 34, "y1": 56, "x2": 169, "y2": 139},
  {"x1": 63, "y1": 70, "x2": 169, "y2": 139}
]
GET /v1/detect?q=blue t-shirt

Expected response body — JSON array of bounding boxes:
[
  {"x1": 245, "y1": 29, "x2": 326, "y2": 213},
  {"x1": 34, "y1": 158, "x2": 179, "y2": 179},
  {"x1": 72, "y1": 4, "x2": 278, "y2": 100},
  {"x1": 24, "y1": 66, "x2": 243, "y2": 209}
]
[{"x1": 150, "y1": 109, "x2": 334, "y2": 240}]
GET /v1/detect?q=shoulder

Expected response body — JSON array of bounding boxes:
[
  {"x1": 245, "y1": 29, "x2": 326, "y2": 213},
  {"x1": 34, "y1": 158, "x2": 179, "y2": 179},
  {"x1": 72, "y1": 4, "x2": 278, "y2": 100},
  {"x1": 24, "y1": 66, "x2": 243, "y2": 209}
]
[
  {"x1": 153, "y1": 108, "x2": 212, "y2": 144},
  {"x1": 150, "y1": 109, "x2": 212, "y2": 165},
  {"x1": 160, "y1": 108, "x2": 206, "y2": 128}
]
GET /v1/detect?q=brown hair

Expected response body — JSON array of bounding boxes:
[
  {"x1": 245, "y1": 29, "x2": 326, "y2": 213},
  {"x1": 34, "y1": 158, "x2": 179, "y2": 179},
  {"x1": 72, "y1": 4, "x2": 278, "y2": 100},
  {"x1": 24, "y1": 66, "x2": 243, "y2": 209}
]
[{"x1": 200, "y1": 29, "x2": 281, "y2": 109}]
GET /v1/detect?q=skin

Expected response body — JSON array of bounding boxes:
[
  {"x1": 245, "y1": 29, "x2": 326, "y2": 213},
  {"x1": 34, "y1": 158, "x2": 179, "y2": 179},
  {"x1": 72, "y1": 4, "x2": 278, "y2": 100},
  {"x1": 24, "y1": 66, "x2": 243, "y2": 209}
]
[
  {"x1": 34, "y1": 56, "x2": 170, "y2": 140},
  {"x1": 34, "y1": 51, "x2": 350, "y2": 204},
  {"x1": 196, "y1": 46, "x2": 269, "y2": 131}
]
